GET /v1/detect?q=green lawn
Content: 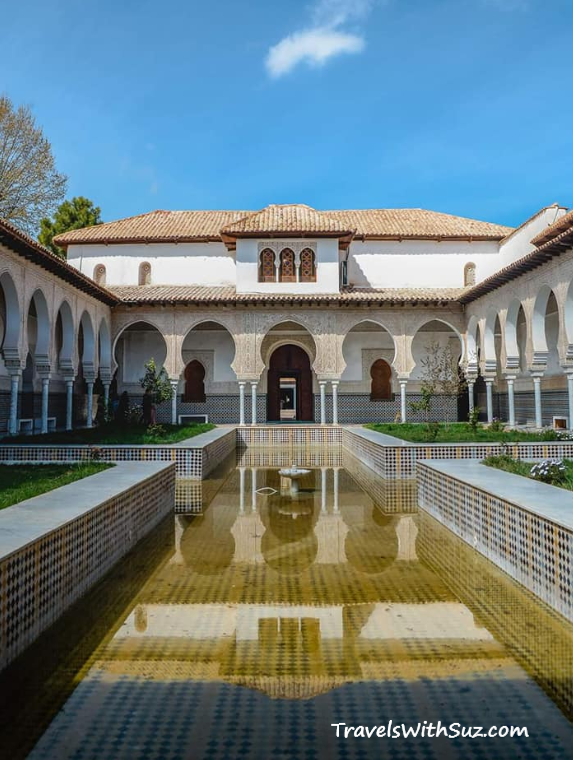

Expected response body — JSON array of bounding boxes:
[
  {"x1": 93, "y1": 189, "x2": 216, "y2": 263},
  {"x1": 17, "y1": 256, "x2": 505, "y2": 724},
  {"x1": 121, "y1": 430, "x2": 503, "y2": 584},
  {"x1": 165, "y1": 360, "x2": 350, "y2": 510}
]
[
  {"x1": 483, "y1": 455, "x2": 573, "y2": 493},
  {"x1": 8, "y1": 422, "x2": 215, "y2": 445},
  {"x1": 0, "y1": 463, "x2": 114, "y2": 510},
  {"x1": 364, "y1": 422, "x2": 567, "y2": 443}
]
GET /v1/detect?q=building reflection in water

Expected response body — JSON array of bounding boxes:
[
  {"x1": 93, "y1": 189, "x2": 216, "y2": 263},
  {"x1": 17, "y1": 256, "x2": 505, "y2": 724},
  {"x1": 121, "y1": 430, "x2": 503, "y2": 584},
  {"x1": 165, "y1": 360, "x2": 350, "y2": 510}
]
[{"x1": 9, "y1": 454, "x2": 573, "y2": 760}]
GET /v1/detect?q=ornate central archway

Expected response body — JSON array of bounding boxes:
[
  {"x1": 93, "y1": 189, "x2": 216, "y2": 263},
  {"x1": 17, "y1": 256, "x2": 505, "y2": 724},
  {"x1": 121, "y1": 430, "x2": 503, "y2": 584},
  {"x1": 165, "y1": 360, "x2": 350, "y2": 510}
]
[{"x1": 267, "y1": 344, "x2": 313, "y2": 422}]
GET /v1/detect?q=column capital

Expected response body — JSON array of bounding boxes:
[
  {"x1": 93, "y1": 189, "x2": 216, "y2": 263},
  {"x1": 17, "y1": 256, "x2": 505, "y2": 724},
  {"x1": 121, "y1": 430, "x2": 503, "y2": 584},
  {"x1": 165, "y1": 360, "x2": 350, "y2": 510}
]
[{"x1": 530, "y1": 371, "x2": 544, "y2": 380}]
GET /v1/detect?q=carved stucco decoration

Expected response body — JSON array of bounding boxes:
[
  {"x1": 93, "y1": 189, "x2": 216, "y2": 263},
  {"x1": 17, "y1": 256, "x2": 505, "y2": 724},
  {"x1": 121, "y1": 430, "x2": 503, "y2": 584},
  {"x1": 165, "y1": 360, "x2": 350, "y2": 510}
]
[{"x1": 257, "y1": 241, "x2": 317, "y2": 255}]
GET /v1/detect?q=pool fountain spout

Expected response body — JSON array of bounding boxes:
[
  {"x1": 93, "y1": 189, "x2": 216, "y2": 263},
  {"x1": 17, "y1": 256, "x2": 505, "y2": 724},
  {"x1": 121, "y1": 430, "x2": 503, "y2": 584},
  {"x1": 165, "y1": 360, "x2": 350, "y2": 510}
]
[{"x1": 278, "y1": 464, "x2": 311, "y2": 495}]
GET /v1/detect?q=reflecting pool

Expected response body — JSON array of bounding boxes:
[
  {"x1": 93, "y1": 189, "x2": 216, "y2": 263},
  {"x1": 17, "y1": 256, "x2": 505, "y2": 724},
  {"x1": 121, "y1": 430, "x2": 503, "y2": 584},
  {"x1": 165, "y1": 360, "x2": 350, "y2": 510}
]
[{"x1": 0, "y1": 450, "x2": 572, "y2": 759}]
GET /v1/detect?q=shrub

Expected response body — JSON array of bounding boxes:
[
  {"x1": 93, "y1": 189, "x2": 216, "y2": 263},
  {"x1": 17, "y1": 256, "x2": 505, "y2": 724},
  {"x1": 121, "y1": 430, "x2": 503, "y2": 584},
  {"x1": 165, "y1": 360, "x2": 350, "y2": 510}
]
[
  {"x1": 489, "y1": 417, "x2": 505, "y2": 433},
  {"x1": 425, "y1": 421, "x2": 440, "y2": 442},
  {"x1": 140, "y1": 358, "x2": 173, "y2": 404},
  {"x1": 146, "y1": 423, "x2": 167, "y2": 438},
  {"x1": 468, "y1": 405, "x2": 480, "y2": 433},
  {"x1": 530, "y1": 458, "x2": 566, "y2": 484},
  {"x1": 127, "y1": 404, "x2": 143, "y2": 425}
]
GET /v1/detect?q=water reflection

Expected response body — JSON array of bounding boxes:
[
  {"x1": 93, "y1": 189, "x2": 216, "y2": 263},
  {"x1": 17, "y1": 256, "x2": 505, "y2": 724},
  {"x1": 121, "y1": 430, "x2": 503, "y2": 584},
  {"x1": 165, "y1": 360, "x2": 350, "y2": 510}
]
[{"x1": 1, "y1": 453, "x2": 572, "y2": 759}]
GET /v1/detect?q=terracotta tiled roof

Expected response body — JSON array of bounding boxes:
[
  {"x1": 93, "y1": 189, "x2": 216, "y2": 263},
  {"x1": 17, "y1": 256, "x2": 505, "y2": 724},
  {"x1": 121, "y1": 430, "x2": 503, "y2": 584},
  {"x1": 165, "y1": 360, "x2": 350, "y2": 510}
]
[
  {"x1": 0, "y1": 218, "x2": 119, "y2": 306},
  {"x1": 530, "y1": 208, "x2": 573, "y2": 246},
  {"x1": 220, "y1": 204, "x2": 355, "y2": 237},
  {"x1": 326, "y1": 209, "x2": 512, "y2": 239},
  {"x1": 53, "y1": 210, "x2": 250, "y2": 246},
  {"x1": 54, "y1": 206, "x2": 512, "y2": 247},
  {"x1": 108, "y1": 284, "x2": 464, "y2": 305}
]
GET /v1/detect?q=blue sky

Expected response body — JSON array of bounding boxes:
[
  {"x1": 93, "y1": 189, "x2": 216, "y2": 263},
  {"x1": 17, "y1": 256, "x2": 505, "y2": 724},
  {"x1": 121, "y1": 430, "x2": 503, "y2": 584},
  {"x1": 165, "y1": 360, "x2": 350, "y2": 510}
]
[{"x1": 3, "y1": 0, "x2": 573, "y2": 227}]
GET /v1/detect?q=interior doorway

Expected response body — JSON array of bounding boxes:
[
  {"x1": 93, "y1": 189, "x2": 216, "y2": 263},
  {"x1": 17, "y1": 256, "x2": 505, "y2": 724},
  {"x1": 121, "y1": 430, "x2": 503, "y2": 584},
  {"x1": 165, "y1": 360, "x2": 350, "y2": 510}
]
[{"x1": 267, "y1": 345, "x2": 313, "y2": 422}]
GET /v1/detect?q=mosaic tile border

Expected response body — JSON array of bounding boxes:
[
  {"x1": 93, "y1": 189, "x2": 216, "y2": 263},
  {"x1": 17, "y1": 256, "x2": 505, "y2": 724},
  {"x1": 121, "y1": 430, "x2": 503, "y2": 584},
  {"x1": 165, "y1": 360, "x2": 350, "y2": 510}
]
[
  {"x1": 0, "y1": 428, "x2": 236, "y2": 480},
  {"x1": 0, "y1": 462, "x2": 175, "y2": 671},
  {"x1": 342, "y1": 426, "x2": 573, "y2": 480},
  {"x1": 236, "y1": 425, "x2": 343, "y2": 447},
  {"x1": 417, "y1": 460, "x2": 573, "y2": 622}
]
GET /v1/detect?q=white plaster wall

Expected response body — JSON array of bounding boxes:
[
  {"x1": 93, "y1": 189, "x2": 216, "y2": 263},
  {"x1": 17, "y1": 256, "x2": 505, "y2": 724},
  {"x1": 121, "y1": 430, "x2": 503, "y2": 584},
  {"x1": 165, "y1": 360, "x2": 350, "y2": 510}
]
[
  {"x1": 347, "y1": 239, "x2": 499, "y2": 288},
  {"x1": 494, "y1": 206, "x2": 567, "y2": 277},
  {"x1": 341, "y1": 331, "x2": 394, "y2": 382},
  {"x1": 235, "y1": 238, "x2": 340, "y2": 294},
  {"x1": 67, "y1": 242, "x2": 235, "y2": 286},
  {"x1": 182, "y1": 330, "x2": 236, "y2": 382},
  {"x1": 118, "y1": 330, "x2": 167, "y2": 384}
]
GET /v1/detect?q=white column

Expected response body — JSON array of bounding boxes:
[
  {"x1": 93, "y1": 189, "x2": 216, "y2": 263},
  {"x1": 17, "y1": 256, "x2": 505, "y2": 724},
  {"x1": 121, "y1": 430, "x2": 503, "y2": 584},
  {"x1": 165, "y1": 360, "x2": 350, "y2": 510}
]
[
  {"x1": 170, "y1": 379, "x2": 179, "y2": 425},
  {"x1": 86, "y1": 380, "x2": 94, "y2": 428},
  {"x1": 399, "y1": 380, "x2": 407, "y2": 423},
  {"x1": 532, "y1": 374, "x2": 543, "y2": 428},
  {"x1": 239, "y1": 466, "x2": 246, "y2": 513},
  {"x1": 333, "y1": 467, "x2": 339, "y2": 514},
  {"x1": 239, "y1": 381, "x2": 246, "y2": 426},
  {"x1": 251, "y1": 382, "x2": 257, "y2": 425},
  {"x1": 467, "y1": 379, "x2": 475, "y2": 413},
  {"x1": 41, "y1": 377, "x2": 50, "y2": 434},
  {"x1": 331, "y1": 381, "x2": 339, "y2": 424},
  {"x1": 485, "y1": 379, "x2": 494, "y2": 424},
  {"x1": 321, "y1": 467, "x2": 327, "y2": 512},
  {"x1": 103, "y1": 382, "x2": 110, "y2": 409},
  {"x1": 319, "y1": 381, "x2": 327, "y2": 425},
  {"x1": 506, "y1": 376, "x2": 516, "y2": 427},
  {"x1": 65, "y1": 379, "x2": 74, "y2": 431},
  {"x1": 567, "y1": 372, "x2": 573, "y2": 431},
  {"x1": 8, "y1": 373, "x2": 19, "y2": 436},
  {"x1": 251, "y1": 467, "x2": 257, "y2": 510}
]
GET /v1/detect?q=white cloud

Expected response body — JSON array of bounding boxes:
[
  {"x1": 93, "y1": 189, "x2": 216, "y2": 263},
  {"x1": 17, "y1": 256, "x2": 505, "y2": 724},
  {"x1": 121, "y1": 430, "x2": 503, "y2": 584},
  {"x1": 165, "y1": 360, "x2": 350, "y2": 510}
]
[
  {"x1": 266, "y1": 27, "x2": 365, "y2": 78},
  {"x1": 311, "y1": 0, "x2": 375, "y2": 27},
  {"x1": 266, "y1": 0, "x2": 376, "y2": 78}
]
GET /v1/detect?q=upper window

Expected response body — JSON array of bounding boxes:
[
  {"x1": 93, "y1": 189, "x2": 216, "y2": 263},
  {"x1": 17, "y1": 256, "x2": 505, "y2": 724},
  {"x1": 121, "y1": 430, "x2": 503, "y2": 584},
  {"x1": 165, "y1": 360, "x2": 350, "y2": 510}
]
[
  {"x1": 279, "y1": 248, "x2": 296, "y2": 283},
  {"x1": 93, "y1": 264, "x2": 106, "y2": 286},
  {"x1": 139, "y1": 262, "x2": 152, "y2": 286},
  {"x1": 259, "y1": 248, "x2": 276, "y2": 283},
  {"x1": 300, "y1": 248, "x2": 316, "y2": 282},
  {"x1": 464, "y1": 262, "x2": 476, "y2": 287}
]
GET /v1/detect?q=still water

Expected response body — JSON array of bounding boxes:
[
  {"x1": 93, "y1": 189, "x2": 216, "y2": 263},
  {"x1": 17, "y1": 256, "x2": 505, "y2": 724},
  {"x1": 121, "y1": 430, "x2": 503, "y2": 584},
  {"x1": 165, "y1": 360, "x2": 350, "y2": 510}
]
[{"x1": 1, "y1": 449, "x2": 572, "y2": 759}]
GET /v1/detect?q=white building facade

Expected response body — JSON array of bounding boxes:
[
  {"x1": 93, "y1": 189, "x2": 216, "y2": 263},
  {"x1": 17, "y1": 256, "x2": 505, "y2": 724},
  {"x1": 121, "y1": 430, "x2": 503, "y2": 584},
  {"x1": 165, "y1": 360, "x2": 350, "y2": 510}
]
[{"x1": 1, "y1": 202, "x2": 573, "y2": 431}]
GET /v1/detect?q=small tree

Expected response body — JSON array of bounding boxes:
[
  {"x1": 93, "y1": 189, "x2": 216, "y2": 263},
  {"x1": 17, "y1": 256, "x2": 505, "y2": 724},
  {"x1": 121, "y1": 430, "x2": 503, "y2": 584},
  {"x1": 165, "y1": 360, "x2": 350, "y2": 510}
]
[
  {"x1": 409, "y1": 341, "x2": 440, "y2": 424},
  {"x1": 410, "y1": 341, "x2": 465, "y2": 427},
  {"x1": 437, "y1": 343, "x2": 466, "y2": 424},
  {"x1": 140, "y1": 359, "x2": 174, "y2": 404},
  {"x1": 39, "y1": 196, "x2": 103, "y2": 257}
]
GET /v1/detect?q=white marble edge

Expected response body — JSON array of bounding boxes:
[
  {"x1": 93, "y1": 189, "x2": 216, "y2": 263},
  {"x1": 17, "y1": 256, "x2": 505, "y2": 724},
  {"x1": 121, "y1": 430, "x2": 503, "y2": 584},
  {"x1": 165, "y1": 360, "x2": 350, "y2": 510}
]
[
  {"x1": 342, "y1": 425, "x2": 414, "y2": 447},
  {"x1": 0, "y1": 461, "x2": 174, "y2": 560},
  {"x1": 418, "y1": 459, "x2": 573, "y2": 532},
  {"x1": 0, "y1": 425, "x2": 235, "y2": 450}
]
